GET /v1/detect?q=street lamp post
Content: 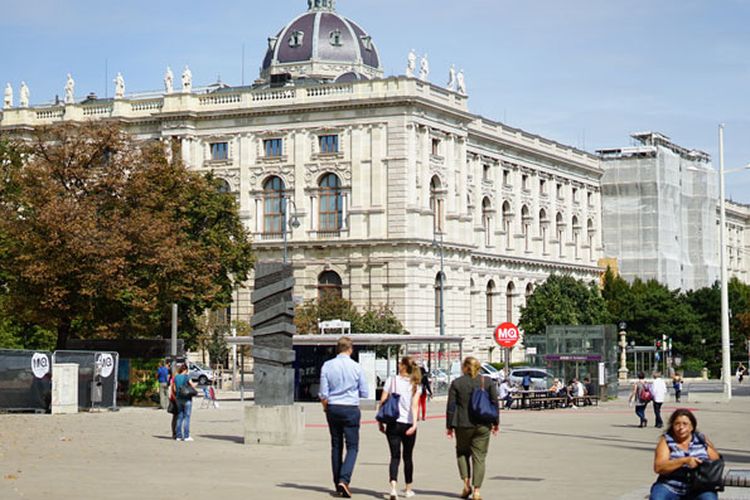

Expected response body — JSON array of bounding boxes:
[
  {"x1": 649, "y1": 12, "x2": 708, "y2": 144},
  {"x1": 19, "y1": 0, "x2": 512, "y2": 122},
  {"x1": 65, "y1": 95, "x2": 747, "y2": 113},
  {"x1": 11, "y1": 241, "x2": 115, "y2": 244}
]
[
  {"x1": 282, "y1": 194, "x2": 300, "y2": 265},
  {"x1": 718, "y1": 125, "x2": 732, "y2": 400},
  {"x1": 439, "y1": 230, "x2": 445, "y2": 337}
]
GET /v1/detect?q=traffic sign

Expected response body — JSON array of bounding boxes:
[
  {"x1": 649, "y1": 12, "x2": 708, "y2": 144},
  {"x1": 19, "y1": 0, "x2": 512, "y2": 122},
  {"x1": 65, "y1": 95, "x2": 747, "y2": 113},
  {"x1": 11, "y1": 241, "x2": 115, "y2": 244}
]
[{"x1": 494, "y1": 322, "x2": 520, "y2": 349}]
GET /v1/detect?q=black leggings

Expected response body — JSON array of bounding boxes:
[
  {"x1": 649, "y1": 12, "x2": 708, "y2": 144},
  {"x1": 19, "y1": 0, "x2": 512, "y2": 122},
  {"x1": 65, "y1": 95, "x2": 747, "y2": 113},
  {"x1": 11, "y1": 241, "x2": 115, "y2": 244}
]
[{"x1": 386, "y1": 422, "x2": 417, "y2": 483}]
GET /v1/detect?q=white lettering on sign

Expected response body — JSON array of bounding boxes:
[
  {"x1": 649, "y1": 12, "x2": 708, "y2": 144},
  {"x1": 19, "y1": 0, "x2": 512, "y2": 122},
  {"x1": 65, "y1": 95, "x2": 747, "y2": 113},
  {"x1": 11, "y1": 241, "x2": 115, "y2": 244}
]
[
  {"x1": 496, "y1": 328, "x2": 519, "y2": 339},
  {"x1": 31, "y1": 353, "x2": 50, "y2": 379},
  {"x1": 96, "y1": 353, "x2": 115, "y2": 378}
]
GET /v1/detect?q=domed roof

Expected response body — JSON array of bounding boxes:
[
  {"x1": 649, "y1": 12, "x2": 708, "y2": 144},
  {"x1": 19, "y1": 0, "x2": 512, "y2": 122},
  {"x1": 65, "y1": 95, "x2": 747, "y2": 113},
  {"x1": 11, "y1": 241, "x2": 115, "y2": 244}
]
[{"x1": 261, "y1": 0, "x2": 383, "y2": 82}]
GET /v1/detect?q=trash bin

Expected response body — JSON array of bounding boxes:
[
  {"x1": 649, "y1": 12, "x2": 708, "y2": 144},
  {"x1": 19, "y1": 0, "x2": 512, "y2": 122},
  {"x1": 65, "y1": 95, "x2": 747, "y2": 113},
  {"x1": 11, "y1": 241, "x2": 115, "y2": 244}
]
[{"x1": 90, "y1": 380, "x2": 103, "y2": 405}]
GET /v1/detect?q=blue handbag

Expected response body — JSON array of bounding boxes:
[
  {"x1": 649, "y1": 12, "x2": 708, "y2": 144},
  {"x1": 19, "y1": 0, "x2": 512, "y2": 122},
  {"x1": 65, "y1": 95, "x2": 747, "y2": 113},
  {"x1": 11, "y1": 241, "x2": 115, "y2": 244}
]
[
  {"x1": 470, "y1": 376, "x2": 499, "y2": 424},
  {"x1": 376, "y1": 377, "x2": 401, "y2": 424}
]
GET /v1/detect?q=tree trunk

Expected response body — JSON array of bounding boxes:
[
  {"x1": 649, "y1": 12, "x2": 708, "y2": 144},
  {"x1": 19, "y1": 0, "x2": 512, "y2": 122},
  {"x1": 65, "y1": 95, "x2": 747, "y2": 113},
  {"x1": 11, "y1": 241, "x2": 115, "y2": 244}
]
[{"x1": 56, "y1": 317, "x2": 72, "y2": 351}]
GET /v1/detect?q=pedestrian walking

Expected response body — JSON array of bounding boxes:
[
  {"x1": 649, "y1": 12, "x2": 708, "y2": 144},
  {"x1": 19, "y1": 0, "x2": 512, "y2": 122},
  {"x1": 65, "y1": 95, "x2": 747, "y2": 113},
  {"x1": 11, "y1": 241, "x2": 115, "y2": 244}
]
[
  {"x1": 737, "y1": 362, "x2": 746, "y2": 384},
  {"x1": 498, "y1": 378, "x2": 515, "y2": 410},
  {"x1": 174, "y1": 363, "x2": 197, "y2": 441},
  {"x1": 672, "y1": 373, "x2": 683, "y2": 403},
  {"x1": 446, "y1": 357, "x2": 500, "y2": 500},
  {"x1": 378, "y1": 356, "x2": 422, "y2": 500},
  {"x1": 418, "y1": 363, "x2": 432, "y2": 421},
  {"x1": 156, "y1": 361, "x2": 169, "y2": 409},
  {"x1": 319, "y1": 336, "x2": 369, "y2": 498},
  {"x1": 629, "y1": 371, "x2": 652, "y2": 428},
  {"x1": 649, "y1": 409, "x2": 722, "y2": 499},
  {"x1": 651, "y1": 371, "x2": 667, "y2": 429}
]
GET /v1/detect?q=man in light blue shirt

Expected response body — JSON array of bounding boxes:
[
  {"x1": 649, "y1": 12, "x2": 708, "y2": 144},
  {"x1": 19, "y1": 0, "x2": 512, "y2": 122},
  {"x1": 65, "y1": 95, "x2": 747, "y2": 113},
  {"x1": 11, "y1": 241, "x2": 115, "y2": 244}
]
[{"x1": 319, "y1": 336, "x2": 368, "y2": 498}]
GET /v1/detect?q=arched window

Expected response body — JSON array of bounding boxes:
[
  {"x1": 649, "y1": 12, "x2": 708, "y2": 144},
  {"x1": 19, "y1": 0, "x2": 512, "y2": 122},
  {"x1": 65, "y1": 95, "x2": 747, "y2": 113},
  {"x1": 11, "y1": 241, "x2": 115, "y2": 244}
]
[
  {"x1": 318, "y1": 271, "x2": 342, "y2": 300},
  {"x1": 572, "y1": 215, "x2": 580, "y2": 259},
  {"x1": 486, "y1": 280, "x2": 496, "y2": 327},
  {"x1": 525, "y1": 282, "x2": 534, "y2": 299},
  {"x1": 521, "y1": 205, "x2": 530, "y2": 252},
  {"x1": 263, "y1": 176, "x2": 285, "y2": 236},
  {"x1": 469, "y1": 278, "x2": 476, "y2": 328},
  {"x1": 587, "y1": 218, "x2": 595, "y2": 261},
  {"x1": 539, "y1": 209, "x2": 548, "y2": 255},
  {"x1": 482, "y1": 197, "x2": 493, "y2": 247},
  {"x1": 434, "y1": 272, "x2": 444, "y2": 327},
  {"x1": 216, "y1": 178, "x2": 231, "y2": 194},
  {"x1": 556, "y1": 212, "x2": 564, "y2": 257},
  {"x1": 430, "y1": 176, "x2": 444, "y2": 234},
  {"x1": 319, "y1": 173, "x2": 343, "y2": 232},
  {"x1": 502, "y1": 201, "x2": 512, "y2": 249},
  {"x1": 506, "y1": 282, "x2": 515, "y2": 323}
]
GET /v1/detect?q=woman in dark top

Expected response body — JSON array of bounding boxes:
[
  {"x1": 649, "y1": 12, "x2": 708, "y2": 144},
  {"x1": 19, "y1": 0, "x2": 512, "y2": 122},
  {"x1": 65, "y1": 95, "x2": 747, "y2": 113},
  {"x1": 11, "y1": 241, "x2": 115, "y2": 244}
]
[
  {"x1": 418, "y1": 364, "x2": 432, "y2": 421},
  {"x1": 650, "y1": 409, "x2": 721, "y2": 500},
  {"x1": 446, "y1": 357, "x2": 500, "y2": 500}
]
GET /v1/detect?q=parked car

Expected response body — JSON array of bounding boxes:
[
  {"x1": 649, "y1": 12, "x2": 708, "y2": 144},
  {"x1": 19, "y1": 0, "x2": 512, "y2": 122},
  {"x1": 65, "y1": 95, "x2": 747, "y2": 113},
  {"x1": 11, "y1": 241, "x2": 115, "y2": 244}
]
[
  {"x1": 448, "y1": 361, "x2": 503, "y2": 385},
  {"x1": 188, "y1": 362, "x2": 214, "y2": 386},
  {"x1": 508, "y1": 368, "x2": 554, "y2": 390}
]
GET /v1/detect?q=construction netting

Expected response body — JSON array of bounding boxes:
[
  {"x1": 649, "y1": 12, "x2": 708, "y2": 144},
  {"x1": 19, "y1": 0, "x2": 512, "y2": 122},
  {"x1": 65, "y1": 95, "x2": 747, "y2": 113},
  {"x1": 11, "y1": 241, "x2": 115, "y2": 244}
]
[
  {"x1": 0, "y1": 349, "x2": 52, "y2": 412},
  {"x1": 600, "y1": 133, "x2": 719, "y2": 290}
]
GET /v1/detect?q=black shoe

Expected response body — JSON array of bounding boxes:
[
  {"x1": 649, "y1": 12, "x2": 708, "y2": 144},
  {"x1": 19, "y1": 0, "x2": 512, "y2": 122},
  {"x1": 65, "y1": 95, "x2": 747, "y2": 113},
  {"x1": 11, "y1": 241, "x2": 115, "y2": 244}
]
[{"x1": 655, "y1": 424, "x2": 663, "y2": 429}]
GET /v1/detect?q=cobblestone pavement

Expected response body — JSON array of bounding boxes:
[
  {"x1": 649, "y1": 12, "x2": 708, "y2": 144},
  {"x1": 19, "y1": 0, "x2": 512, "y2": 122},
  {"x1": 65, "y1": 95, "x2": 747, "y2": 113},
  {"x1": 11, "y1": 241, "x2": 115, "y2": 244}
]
[{"x1": 1, "y1": 394, "x2": 749, "y2": 499}]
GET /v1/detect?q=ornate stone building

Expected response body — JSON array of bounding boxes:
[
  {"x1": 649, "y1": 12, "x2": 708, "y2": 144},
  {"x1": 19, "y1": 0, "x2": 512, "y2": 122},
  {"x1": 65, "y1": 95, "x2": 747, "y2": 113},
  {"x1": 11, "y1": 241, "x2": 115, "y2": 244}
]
[{"x1": 0, "y1": 0, "x2": 604, "y2": 359}]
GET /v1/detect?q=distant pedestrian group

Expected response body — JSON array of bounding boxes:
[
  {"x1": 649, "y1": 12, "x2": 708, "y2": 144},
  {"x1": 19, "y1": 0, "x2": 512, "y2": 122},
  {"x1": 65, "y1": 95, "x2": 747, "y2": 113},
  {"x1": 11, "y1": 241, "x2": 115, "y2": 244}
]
[
  {"x1": 629, "y1": 371, "x2": 667, "y2": 428},
  {"x1": 319, "y1": 337, "x2": 500, "y2": 500}
]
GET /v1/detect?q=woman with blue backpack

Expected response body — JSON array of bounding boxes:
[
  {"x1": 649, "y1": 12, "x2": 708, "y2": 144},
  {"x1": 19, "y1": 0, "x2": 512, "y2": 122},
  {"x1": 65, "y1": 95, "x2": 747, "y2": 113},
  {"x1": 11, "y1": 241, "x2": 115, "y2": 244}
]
[
  {"x1": 446, "y1": 357, "x2": 500, "y2": 500},
  {"x1": 377, "y1": 356, "x2": 422, "y2": 500}
]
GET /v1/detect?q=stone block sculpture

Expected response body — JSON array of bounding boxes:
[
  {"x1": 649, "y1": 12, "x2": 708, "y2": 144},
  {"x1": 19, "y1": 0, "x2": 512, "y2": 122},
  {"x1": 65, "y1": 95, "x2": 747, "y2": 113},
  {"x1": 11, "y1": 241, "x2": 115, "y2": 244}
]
[{"x1": 250, "y1": 261, "x2": 296, "y2": 406}]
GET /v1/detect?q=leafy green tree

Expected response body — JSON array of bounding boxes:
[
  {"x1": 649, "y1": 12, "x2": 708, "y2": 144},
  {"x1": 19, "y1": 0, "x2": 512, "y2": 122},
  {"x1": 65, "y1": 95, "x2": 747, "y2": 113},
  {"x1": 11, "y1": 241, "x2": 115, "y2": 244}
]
[
  {"x1": 0, "y1": 123, "x2": 254, "y2": 349},
  {"x1": 294, "y1": 294, "x2": 404, "y2": 335},
  {"x1": 519, "y1": 274, "x2": 608, "y2": 336}
]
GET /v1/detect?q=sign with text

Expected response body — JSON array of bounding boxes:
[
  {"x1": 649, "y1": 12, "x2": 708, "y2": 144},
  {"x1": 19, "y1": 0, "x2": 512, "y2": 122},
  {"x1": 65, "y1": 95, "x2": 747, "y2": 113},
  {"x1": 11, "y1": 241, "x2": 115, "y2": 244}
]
[{"x1": 494, "y1": 322, "x2": 520, "y2": 349}]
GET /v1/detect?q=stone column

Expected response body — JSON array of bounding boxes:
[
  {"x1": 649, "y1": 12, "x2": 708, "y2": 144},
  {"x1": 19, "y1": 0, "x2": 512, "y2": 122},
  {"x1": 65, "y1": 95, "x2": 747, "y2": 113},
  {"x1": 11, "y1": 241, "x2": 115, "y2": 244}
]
[{"x1": 618, "y1": 328, "x2": 629, "y2": 381}]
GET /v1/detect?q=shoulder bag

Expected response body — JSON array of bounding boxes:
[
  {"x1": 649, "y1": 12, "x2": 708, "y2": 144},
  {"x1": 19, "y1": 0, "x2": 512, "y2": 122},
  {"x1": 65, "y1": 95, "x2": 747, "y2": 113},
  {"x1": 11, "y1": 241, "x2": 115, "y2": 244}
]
[
  {"x1": 688, "y1": 433, "x2": 725, "y2": 493},
  {"x1": 178, "y1": 382, "x2": 198, "y2": 399},
  {"x1": 376, "y1": 377, "x2": 401, "y2": 424},
  {"x1": 470, "y1": 376, "x2": 499, "y2": 425}
]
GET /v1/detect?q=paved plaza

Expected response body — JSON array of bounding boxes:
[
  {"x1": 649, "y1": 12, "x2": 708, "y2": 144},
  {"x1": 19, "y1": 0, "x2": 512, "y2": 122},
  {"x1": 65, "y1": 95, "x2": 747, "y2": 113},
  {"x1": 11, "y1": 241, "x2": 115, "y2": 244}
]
[{"x1": 1, "y1": 393, "x2": 749, "y2": 500}]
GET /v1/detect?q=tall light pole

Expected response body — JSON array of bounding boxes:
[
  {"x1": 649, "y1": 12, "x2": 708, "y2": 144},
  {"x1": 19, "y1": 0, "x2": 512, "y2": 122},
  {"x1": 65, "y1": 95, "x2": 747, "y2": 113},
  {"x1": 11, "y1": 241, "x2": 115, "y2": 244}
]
[
  {"x1": 717, "y1": 127, "x2": 750, "y2": 399},
  {"x1": 439, "y1": 230, "x2": 445, "y2": 337},
  {"x1": 718, "y1": 124, "x2": 731, "y2": 400}
]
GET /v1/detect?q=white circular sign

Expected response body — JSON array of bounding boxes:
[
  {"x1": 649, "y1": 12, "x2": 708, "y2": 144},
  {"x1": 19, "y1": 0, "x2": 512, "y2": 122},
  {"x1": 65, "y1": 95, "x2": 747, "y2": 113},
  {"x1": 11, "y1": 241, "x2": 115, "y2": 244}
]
[
  {"x1": 31, "y1": 353, "x2": 50, "y2": 379},
  {"x1": 96, "y1": 353, "x2": 114, "y2": 378}
]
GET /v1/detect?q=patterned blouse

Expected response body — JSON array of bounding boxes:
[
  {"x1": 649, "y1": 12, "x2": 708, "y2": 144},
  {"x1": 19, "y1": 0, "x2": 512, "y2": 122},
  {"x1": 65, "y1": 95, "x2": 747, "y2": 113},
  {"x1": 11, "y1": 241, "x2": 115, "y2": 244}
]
[{"x1": 657, "y1": 432, "x2": 710, "y2": 495}]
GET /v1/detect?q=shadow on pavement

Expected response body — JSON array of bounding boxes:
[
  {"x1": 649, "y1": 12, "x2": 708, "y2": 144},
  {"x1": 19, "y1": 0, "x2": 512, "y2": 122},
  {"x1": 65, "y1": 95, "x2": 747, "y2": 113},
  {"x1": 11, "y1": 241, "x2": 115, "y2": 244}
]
[
  {"x1": 489, "y1": 475, "x2": 544, "y2": 482},
  {"x1": 198, "y1": 434, "x2": 244, "y2": 444},
  {"x1": 152, "y1": 435, "x2": 175, "y2": 441}
]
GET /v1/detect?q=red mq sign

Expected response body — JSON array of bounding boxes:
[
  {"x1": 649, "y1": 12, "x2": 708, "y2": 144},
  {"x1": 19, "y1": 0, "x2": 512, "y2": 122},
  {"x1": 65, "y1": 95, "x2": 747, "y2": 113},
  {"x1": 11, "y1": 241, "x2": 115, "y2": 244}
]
[{"x1": 494, "y1": 322, "x2": 520, "y2": 348}]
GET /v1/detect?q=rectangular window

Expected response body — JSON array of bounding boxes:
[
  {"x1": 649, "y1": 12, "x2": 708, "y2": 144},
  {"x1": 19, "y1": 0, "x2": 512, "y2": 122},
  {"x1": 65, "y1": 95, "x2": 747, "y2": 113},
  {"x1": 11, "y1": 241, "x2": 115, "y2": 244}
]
[
  {"x1": 210, "y1": 142, "x2": 228, "y2": 161},
  {"x1": 587, "y1": 192, "x2": 593, "y2": 206},
  {"x1": 540, "y1": 179, "x2": 546, "y2": 195},
  {"x1": 264, "y1": 138, "x2": 283, "y2": 158},
  {"x1": 483, "y1": 164, "x2": 491, "y2": 181},
  {"x1": 556, "y1": 183, "x2": 563, "y2": 199},
  {"x1": 431, "y1": 138, "x2": 441, "y2": 156},
  {"x1": 522, "y1": 174, "x2": 529, "y2": 190},
  {"x1": 572, "y1": 187, "x2": 578, "y2": 203},
  {"x1": 503, "y1": 170, "x2": 510, "y2": 186},
  {"x1": 319, "y1": 134, "x2": 339, "y2": 154}
]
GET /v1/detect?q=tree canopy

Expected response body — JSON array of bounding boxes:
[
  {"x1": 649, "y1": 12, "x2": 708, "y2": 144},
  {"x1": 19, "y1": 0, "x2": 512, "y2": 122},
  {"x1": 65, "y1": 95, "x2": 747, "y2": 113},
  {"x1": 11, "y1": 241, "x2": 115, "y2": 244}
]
[
  {"x1": 0, "y1": 123, "x2": 254, "y2": 349},
  {"x1": 295, "y1": 294, "x2": 404, "y2": 335}
]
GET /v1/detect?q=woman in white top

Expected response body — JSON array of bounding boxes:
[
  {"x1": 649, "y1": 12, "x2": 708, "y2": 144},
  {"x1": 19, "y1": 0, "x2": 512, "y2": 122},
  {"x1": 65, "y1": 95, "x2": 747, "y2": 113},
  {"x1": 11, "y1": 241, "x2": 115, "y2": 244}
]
[{"x1": 378, "y1": 356, "x2": 422, "y2": 500}]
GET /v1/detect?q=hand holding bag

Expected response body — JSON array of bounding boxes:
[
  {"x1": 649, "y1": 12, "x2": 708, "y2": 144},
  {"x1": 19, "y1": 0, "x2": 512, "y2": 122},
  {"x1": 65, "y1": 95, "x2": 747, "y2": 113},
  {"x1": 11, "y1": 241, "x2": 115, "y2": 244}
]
[
  {"x1": 470, "y1": 376, "x2": 499, "y2": 425},
  {"x1": 688, "y1": 433, "x2": 725, "y2": 493},
  {"x1": 376, "y1": 377, "x2": 401, "y2": 424}
]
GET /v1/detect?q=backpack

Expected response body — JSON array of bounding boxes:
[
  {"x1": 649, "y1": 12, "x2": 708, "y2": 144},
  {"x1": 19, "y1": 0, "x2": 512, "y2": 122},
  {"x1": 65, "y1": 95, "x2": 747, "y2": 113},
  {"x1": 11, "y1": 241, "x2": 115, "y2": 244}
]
[{"x1": 638, "y1": 383, "x2": 653, "y2": 403}]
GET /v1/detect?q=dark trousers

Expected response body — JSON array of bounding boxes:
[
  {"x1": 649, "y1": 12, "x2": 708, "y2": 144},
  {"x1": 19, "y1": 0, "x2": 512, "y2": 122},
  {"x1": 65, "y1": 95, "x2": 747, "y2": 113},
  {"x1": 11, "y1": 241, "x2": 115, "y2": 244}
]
[
  {"x1": 502, "y1": 395, "x2": 513, "y2": 409},
  {"x1": 653, "y1": 402, "x2": 663, "y2": 427},
  {"x1": 635, "y1": 404, "x2": 648, "y2": 425},
  {"x1": 171, "y1": 411, "x2": 178, "y2": 439},
  {"x1": 674, "y1": 390, "x2": 681, "y2": 403},
  {"x1": 326, "y1": 405, "x2": 361, "y2": 486},
  {"x1": 386, "y1": 422, "x2": 417, "y2": 483}
]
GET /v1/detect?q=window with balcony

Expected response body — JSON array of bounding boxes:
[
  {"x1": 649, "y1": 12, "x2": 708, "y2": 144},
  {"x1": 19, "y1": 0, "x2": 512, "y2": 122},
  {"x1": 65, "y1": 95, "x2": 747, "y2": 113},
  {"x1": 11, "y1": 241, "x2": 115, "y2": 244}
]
[
  {"x1": 264, "y1": 138, "x2": 283, "y2": 158},
  {"x1": 319, "y1": 173, "x2": 343, "y2": 232},
  {"x1": 263, "y1": 176, "x2": 285, "y2": 235}
]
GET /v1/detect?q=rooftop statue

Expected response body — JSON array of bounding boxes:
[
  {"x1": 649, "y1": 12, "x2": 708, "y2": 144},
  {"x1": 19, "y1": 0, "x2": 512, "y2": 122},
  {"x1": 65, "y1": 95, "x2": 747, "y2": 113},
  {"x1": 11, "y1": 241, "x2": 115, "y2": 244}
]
[
  {"x1": 182, "y1": 65, "x2": 192, "y2": 93},
  {"x1": 419, "y1": 53, "x2": 429, "y2": 82},
  {"x1": 114, "y1": 72, "x2": 125, "y2": 99},
  {"x1": 64, "y1": 73, "x2": 75, "y2": 104},
  {"x1": 3, "y1": 83, "x2": 12, "y2": 109},
  {"x1": 19, "y1": 82, "x2": 29, "y2": 108},
  {"x1": 164, "y1": 66, "x2": 174, "y2": 94},
  {"x1": 447, "y1": 64, "x2": 457, "y2": 91},
  {"x1": 406, "y1": 49, "x2": 416, "y2": 78},
  {"x1": 457, "y1": 69, "x2": 466, "y2": 95}
]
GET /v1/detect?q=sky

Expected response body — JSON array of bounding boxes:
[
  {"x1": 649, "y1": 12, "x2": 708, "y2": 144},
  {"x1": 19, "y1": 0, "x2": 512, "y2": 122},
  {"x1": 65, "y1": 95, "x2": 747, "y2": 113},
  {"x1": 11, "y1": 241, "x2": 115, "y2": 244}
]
[{"x1": 2, "y1": 0, "x2": 749, "y2": 201}]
